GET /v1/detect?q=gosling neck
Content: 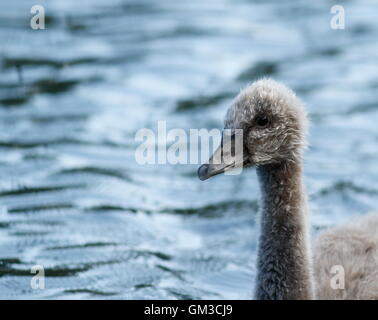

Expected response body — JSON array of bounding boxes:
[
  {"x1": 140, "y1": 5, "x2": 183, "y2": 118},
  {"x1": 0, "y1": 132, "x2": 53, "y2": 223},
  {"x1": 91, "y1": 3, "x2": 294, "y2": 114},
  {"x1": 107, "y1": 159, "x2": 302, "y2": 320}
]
[{"x1": 254, "y1": 159, "x2": 314, "y2": 300}]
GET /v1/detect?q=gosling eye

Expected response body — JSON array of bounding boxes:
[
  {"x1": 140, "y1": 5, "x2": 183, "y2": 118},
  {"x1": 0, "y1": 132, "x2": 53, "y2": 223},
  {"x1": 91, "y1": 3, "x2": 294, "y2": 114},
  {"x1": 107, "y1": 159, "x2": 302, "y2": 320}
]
[{"x1": 255, "y1": 115, "x2": 269, "y2": 128}]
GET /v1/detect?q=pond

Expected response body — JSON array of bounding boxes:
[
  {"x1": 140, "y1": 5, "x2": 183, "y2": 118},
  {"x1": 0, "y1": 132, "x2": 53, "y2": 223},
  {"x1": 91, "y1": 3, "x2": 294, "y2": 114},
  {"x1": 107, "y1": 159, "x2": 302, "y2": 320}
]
[{"x1": 0, "y1": 0, "x2": 377, "y2": 299}]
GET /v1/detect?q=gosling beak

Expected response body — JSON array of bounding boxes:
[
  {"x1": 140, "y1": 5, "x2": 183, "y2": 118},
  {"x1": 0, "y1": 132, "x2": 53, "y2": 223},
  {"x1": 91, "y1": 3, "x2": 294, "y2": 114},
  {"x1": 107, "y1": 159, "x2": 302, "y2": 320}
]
[
  {"x1": 197, "y1": 130, "x2": 245, "y2": 181},
  {"x1": 198, "y1": 162, "x2": 236, "y2": 181}
]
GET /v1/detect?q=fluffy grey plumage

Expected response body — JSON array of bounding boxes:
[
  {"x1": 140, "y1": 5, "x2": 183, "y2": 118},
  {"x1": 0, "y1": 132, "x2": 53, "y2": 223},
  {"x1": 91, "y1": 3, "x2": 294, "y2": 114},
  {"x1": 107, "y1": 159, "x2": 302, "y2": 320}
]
[
  {"x1": 198, "y1": 78, "x2": 378, "y2": 300},
  {"x1": 314, "y1": 213, "x2": 378, "y2": 299}
]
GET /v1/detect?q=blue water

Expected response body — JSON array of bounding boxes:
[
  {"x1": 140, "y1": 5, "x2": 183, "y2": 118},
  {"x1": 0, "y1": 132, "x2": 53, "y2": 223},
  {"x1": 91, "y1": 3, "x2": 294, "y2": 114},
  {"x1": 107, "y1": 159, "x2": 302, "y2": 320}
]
[{"x1": 0, "y1": 0, "x2": 377, "y2": 299}]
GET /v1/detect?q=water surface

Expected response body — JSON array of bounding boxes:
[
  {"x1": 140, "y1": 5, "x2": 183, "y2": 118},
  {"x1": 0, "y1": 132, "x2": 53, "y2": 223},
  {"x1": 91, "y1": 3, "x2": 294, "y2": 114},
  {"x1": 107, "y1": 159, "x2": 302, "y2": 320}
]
[{"x1": 0, "y1": 0, "x2": 378, "y2": 299}]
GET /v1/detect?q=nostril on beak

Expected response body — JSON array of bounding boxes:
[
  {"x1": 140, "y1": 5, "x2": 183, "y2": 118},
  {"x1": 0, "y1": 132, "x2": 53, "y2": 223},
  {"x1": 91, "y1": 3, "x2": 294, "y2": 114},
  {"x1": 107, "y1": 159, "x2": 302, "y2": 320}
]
[{"x1": 197, "y1": 164, "x2": 209, "y2": 181}]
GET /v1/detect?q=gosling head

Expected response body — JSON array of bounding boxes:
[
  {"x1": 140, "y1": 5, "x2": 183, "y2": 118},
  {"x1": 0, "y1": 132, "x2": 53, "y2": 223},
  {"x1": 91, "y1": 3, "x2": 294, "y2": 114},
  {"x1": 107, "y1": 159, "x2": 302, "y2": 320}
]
[{"x1": 198, "y1": 79, "x2": 308, "y2": 180}]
